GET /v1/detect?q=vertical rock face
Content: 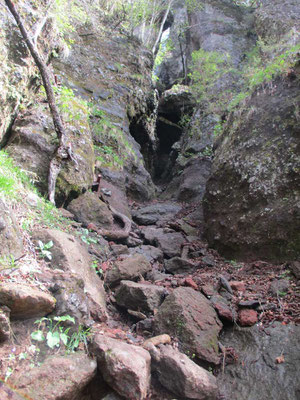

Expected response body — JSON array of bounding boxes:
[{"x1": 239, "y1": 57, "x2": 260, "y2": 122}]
[{"x1": 204, "y1": 71, "x2": 300, "y2": 261}]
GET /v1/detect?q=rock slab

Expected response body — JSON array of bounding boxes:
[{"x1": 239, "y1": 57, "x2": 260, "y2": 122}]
[
  {"x1": 91, "y1": 335, "x2": 151, "y2": 400},
  {"x1": 150, "y1": 344, "x2": 218, "y2": 400},
  {"x1": 115, "y1": 280, "x2": 166, "y2": 314},
  {"x1": 154, "y1": 287, "x2": 222, "y2": 365},
  {"x1": 0, "y1": 282, "x2": 55, "y2": 319}
]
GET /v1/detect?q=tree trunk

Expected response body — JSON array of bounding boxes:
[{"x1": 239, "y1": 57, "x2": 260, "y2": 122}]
[
  {"x1": 4, "y1": 0, "x2": 69, "y2": 205},
  {"x1": 152, "y1": 0, "x2": 172, "y2": 55}
]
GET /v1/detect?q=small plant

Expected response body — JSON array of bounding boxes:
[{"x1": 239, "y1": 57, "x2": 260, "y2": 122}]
[
  {"x1": 66, "y1": 325, "x2": 92, "y2": 353},
  {"x1": 0, "y1": 255, "x2": 16, "y2": 270},
  {"x1": 31, "y1": 315, "x2": 75, "y2": 349},
  {"x1": 37, "y1": 240, "x2": 53, "y2": 260},
  {"x1": 78, "y1": 228, "x2": 98, "y2": 245},
  {"x1": 91, "y1": 259, "x2": 103, "y2": 277}
]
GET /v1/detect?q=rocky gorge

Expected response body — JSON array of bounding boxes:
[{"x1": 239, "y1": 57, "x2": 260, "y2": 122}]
[{"x1": 0, "y1": 0, "x2": 299, "y2": 399}]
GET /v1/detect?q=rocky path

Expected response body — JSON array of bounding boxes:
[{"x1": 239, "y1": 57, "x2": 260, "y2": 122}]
[{"x1": 0, "y1": 195, "x2": 299, "y2": 400}]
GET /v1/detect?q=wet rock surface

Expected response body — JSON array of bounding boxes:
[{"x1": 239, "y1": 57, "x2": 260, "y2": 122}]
[{"x1": 218, "y1": 323, "x2": 300, "y2": 400}]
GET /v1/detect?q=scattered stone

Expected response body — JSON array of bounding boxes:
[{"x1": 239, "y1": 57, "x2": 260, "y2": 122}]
[
  {"x1": 165, "y1": 257, "x2": 196, "y2": 274},
  {"x1": 185, "y1": 277, "x2": 198, "y2": 290},
  {"x1": 210, "y1": 295, "x2": 234, "y2": 323},
  {"x1": 129, "y1": 245, "x2": 164, "y2": 263},
  {"x1": 171, "y1": 279, "x2": 178, "y2": 287},
  {"x1": 32, "y1": 229, "x2": 107, "y2": 321},
  {"x1": 201, "y1": 285, "x2": 215, "y2": 298},
  {"x1": 126, "y1": 235, "x2": 143, "y2": 247},
  {"x1": 238, "y1": 309, "x2": 258, "y2": 327},
  {"x1": 132, "y1": 203, "x2": 181, "y2": 226},
  {"x1": 289, "y1": 261, "x2": 300, "y2": 279},
  {"x1": 105, "y1": 254, "x2": 151, "y2": 288},
  {"x1": 127, "y1": 309, "x2": 147, "y2": 320},
  {"x1": 143, "y1": 334, "x2": 171, "y2": 348},
  {"x1": 149, "y1": 345, "x2": 218, "y2": 400},
  {"x1": 230, "y1": 281, "x2": 246, "y2": 292},
  {"x1": 0, "y1": 306, "x2": 11, "y2": 342},
  {"x1": 269, "y1": 279, "x2": 290, "y2": 296},
  {"x1": 201, "y1": 255, "x2": 216, "y2": 267},
  {"x1": 91, "y1": 335, "x2": 151, "y2": 400},
  {"x1": 136, "y1": 318, "x2": 153, "y2": 334},
  {"x1": 115, "y1": 281, "x2": 166, "y2": 314},
  {"x1": 13, "y1": 353, "x2": 96, "y2": 400},
  {"x1": 219, "y1": 275, "x2": 233, "y2": 294},
  {"x1": 0, "y1": 282, "x2": 55, "y2": 319},
  {"x1": 238, "y1": 300, "x2": 262, "y2": 309},
  {"x1": 110, "y1": 244, "x2": 130, "y2": 257},
  {"x1": 190, "y1": 249, "x2": 207, "y2": 258},
  {"x1": 154, "y1": 287, "x2": 222, "y2": 365},
  {"x1": 67, "y1": 191, "x2": 114, "y2": 230},
  {"x1": 142, "y1": 227, "x2": 185, "y2": 258}
]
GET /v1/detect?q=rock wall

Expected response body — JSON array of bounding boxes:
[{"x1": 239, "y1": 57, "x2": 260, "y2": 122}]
[{"x1": 203, "y1": 0, "x2": 300, "y2": 261}]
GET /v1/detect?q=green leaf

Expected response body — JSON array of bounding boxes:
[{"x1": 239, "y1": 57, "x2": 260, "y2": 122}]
[
  {"x1": 47, "y1": 331, "x2": 60, "y2": 348},
  {"x1": 31, "y1": 330, "x2": 45, "y2": 342},
  {"x1": 44, "y1": 241, "x2": 54, "y2": 249},
  {"x1": 54, "y1": 315, "x2": 75, "y2": 324},
  {"x1": 60, "y1": 332, "x2": 69, "y2": 346}
]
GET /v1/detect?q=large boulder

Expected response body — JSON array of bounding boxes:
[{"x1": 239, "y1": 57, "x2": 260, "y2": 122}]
[
  {"x1": 0, "y1": 199, "x2": 24, "y2": 260},
  {"x1": 12, "y1": 353, "x2": 97, "y2": 400},
  {"x1": 142, "y1": 227, "x2": 185, "y2": 258},
  {"x1": 67, "y1": 191, "x2": 114, "y2": 229},
  {"x1": 105, "y1": 254, "x2": 151, "y2": 288},
  {"x1": 218, "y1": 323, "x2": 300, "y2": 400},
  {"x1": 0, "y1": 282, "x2": 55, "y2": 320},
  {"x1": 204, "y1": 71, "x2": 300, "y2": 261},
  {"x1": 32, "y1": 229, "x2": 107, "y2": 321},
  {"x1": 91, "y1": 335, "x2": 151, "y2": 400},
  {"x1": 115, "y1": 281, "x2": 166, "y2": 314},
  {"x1": 149, "y1": 344, "x2": 218, "y2": 400},
  {"x1": 154, "y1": 287, "x2": 222, "y2": 365},
  {"x1": 132, "y1": 202, "x2": 182, "y2": 226}
]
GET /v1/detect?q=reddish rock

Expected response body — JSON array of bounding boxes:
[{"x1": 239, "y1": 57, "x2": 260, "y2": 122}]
[
  {"x1": 201, "y1": 284, "x2": 215, "y2": 297},
  {"x1": 185, "y1": 277, "x2": 198, "y2": 290},
  {"x1": 91, "y1": 335, "x2": 151, "y2": 400},
  {"x1": 154, "y1": 287, "x2": 222, "y2": 365},
  {"x1": 238, "y1": 309, "x2": 258, "y2": 327},
  {"x1": 230, "y1": 281, "x2": 246, "y2": 292}
]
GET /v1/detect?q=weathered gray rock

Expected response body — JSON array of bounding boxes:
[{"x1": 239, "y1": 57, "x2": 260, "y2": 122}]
[
  {"x1": 67, "y1": 191, "x2": 114, "y2": 229},
  {"x1": 210, "y1": 295, "x2": 234, "y2": 323},
  {"x1": 13, "y1": 353, "x2": 96, "y2": 400},
  {"x1": 32, "y1": 229, "x2": 107, "y2": 321},
  {"x1": 105, "y1": 254, "x2": 151, "y2": 288},
  {"x1": 164, "y1": 257, "x2": 196, "y2": 274},
  {"x1": 115, "y1": 281, "x2": 166, "y2": 314},
  {"x1": 132, "y1": 202, "x2": 182, "y2": 225},
  {"x1": 204, "y1": 70, "x2": 300, "y2": 261},
  {"x1": 129, "y1": 245, "x2": 164, "y2": 263},
  {"x1": 91, "y1": 335, "x2": 151, "y2": 400},
  {"x1": 269, "y1": 279, "x2": 290, "y2": 297},
  {"x1": 289, "y1": 261, "x2": 300, "y2": 279},
  {"x1": 154, "y1": 287, "x2": 222, "y2": 365},
  {"x1": 218, "y1": 323, "x2": 300, "y2": 400},
  {"x1": 142, "y1": 227, "x2": 185, "y2": 258},
  {"x1": 0, "y1": 306, "x2": 11, "y2": 342},
  {"x1": 150, "y1": 344, "x2": 218, "y2": 400},
  {"x1": 0, "y1": 199, "x2": 23, "y2": 260},
  {"x1": 0, "y1": 282, "x2": 55, "y2": 320}
]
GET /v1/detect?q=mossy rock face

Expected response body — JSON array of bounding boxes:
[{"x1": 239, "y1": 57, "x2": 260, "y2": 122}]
[
  {"x1": 154, "y1": 287, "x2": 222, "y2": 365},
  {"x1": 6, "y1": 104, "x2": 94, "y2": 206},
  {"x1": 204, "y1": 71, "x2": 300, "y2": 261}
]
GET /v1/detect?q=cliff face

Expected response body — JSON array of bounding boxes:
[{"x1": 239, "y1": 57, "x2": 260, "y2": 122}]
[
  {"x1": 1, "y1": 1, "x2": 157, "y2": 207},
  {"x1": 203, "y1": 0, "x2": 300, "y2": 261}
]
